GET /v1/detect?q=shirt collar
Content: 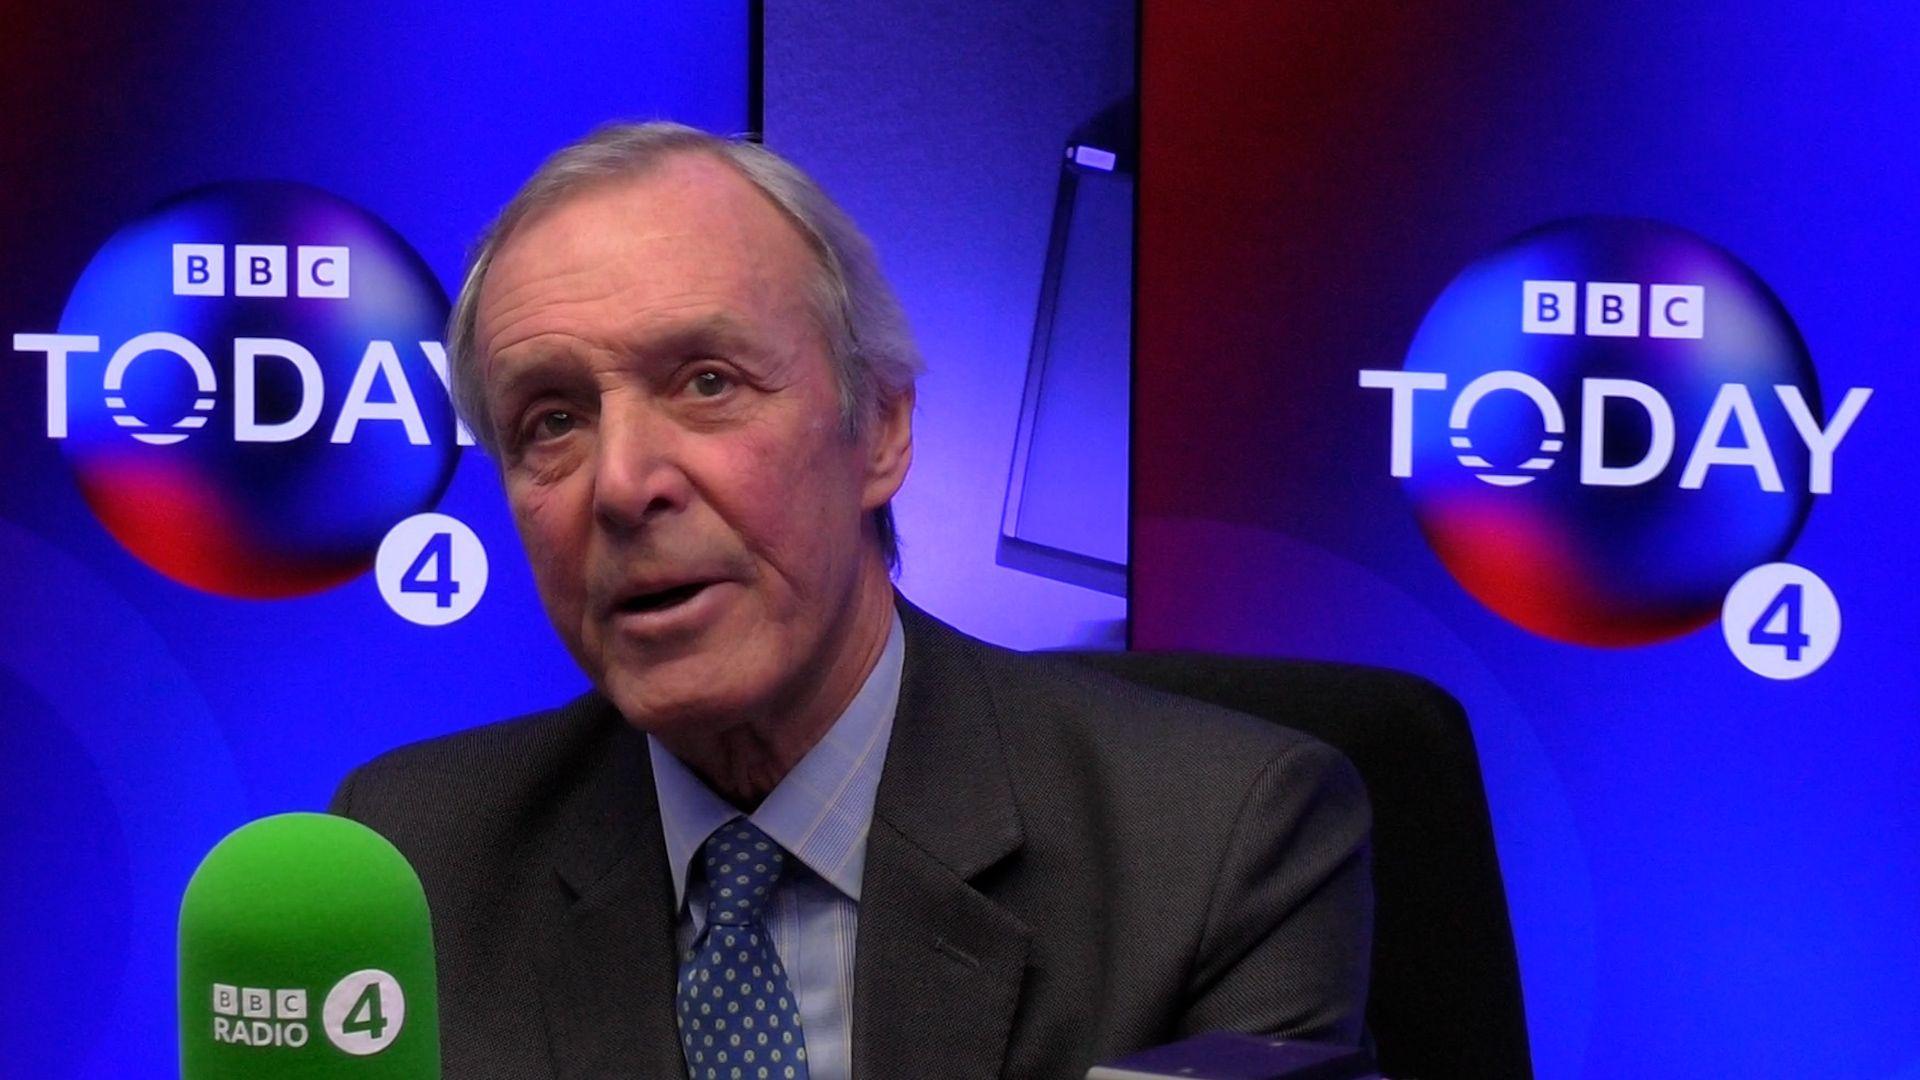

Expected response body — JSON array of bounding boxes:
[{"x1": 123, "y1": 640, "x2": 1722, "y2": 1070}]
[{"x1": 648, "y1": 610, "x2": 904, "y2": 908}]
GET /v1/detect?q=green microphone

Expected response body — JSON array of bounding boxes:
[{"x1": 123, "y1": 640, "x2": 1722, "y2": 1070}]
[{"x1": 179, "y1": 813, "x2": 440, "y2": 1078}]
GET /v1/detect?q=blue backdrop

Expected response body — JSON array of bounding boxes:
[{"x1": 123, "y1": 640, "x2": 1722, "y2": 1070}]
[
  {"x1": 1135, "y1": 4, "x2": 1918, "y2": 1077},
  {"x1": 0, "y1": 6, "x2": 746, "y2": 1075}
]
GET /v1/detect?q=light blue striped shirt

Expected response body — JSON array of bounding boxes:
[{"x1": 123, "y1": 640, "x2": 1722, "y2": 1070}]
[{"x1": 647, "y1": 612, "x2": 903, "y2": 1080}]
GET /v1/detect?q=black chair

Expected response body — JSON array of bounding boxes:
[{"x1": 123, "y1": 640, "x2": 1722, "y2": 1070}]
[{"x1": 1063, "y1": 651, "x2": 1532, "y2": 1080}]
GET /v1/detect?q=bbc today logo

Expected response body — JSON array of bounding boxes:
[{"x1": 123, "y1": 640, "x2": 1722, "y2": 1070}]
[
  {"x1": 1362, "y1": 278, "x2": 1871, "y2": 493},
  {"x1": 9, "y1": 180, "x2": 468, "y2": 601},
  {"x1": 210, "y1": 983, "x2": 310, "y2": 1049},
  {"x1": 16, "y1": 330, "x2": 465, "y2": 447},
  {"x1": 1366, "y1": 216, "x2": 1872, "y2": 660},
  {"x1": 18, "y1": 226, "x2": 463, "y2": 447},
  {"x1": 173, "y1": 243, "x2": 350, "y2": 299}
]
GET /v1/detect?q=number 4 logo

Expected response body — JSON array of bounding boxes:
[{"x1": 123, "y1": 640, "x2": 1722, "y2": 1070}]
[
  {"x1": 322, "y1": 969, "x2": 406, "y2": 1055},
  {"x1": 341, "y1": 979, "x2": 388, "y2": 1039},
  {"x1": 1748, "y1": 583, "x2": 1810, "y2": 662},
  {"x1": 401, "y1": 531, "x2": 458, "y2": 609},
  {"x1": 1722, "y1": 563, "x2": 1841, "y2": 679},
  {"x1": 376, "y1": 513, "x2": 489, "y2": 626}
]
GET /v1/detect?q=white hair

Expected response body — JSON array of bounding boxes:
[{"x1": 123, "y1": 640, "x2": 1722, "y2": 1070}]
[{"x1": 446, "y1": 121, "x2": 922, "y2": 563}]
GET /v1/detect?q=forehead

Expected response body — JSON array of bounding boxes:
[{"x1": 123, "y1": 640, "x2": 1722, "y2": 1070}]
[{"x1": 475, "y1": 151, "x2": 821, "y2": 359}]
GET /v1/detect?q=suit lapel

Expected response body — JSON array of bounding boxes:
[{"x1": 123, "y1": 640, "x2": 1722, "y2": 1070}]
[
  {"x1": 852, "y1": 602, "x2": 1031, "y2": 1079},
  {"x1": 537, "y1": 704, "x2": 689, "y2": 1079}
]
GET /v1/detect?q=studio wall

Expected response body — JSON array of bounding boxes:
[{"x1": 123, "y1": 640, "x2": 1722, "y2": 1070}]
[
  {"x1": 765, "y1": 0, "x2": 1134, "y2": 650},
  {"x1": 1134, "y1": 4, "x2": 1919, "y2": 1077},
  {"x1": 1, "y1": 7, "x2": 746, "y2": 1075}
]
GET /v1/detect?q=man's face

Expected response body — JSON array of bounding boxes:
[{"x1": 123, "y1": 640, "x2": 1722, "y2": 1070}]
[{"x1": 473, "y1": 152, "x2": 910, "y2": 736}]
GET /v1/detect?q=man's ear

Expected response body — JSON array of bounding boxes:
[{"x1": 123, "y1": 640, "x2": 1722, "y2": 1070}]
[{"x1": 861, "y1": 385, "x2": 915, "y2": 511}]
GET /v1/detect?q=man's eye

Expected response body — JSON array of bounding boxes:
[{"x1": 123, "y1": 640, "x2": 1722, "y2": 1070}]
[
  {"x1": 689, "y1": 370, "x2": 732, "y2": 398},
  {"x1": 532, "y1": 410, "x2": 577, "y2": 439}
]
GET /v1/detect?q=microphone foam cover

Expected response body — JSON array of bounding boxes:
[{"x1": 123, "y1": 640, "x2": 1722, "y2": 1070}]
[{"x1": 178, "y1": 812, "x2": 439, "y2": 1078}]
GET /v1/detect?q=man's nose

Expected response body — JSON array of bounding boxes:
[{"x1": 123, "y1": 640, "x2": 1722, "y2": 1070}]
[{"x1": 591, "y1": 400, "x2": 692, "y2": 532}]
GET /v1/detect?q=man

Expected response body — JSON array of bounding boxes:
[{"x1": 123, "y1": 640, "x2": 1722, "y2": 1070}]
[{"x1": 333, "y1": 122, "x2": 1371, "y2": 1079}]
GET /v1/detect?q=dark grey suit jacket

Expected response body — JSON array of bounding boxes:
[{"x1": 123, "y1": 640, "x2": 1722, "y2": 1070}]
[{"x1": 331, "y1": 601, "x2": 1371, "y2": 1078}]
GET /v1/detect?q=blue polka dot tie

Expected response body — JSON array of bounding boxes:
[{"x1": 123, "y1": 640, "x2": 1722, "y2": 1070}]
[{"x1": 676, "y1": 818, "x2": 810, "y2": 1080}]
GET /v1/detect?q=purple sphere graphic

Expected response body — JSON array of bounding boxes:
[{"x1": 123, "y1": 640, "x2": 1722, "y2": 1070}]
[
  {"x1": 55, "y1": 182, "x2": 459, "y2": 598},
  {"x1": 1399, "y1": 218, "x2": 1819, "y2": 646}
]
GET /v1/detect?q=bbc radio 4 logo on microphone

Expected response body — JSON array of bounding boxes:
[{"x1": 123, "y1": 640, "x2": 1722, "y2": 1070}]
[
  {"x1": 1361, "y1": 217, "x2": 1872, "y2": 677},
  {"x1": 209, "y1": 983, "x2": 311, "y2": 1049},
  {"x1": 207, "y1": 969, "x2": 407, "y2": 1056},
  {"x1": 12, "y1": 181, "x2": 479, "y2": 605}
]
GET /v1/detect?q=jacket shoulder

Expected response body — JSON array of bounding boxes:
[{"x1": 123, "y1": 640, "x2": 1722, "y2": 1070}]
[
  {"x1": 329, "y1": 692, "x2": 618, "y2": 826},
  {"x1": 980, "y1": 636, "x2": 1341, "y2": 783},
  {"x1": 899, "y1": 605, "x2": 1356, "y2": 807}
]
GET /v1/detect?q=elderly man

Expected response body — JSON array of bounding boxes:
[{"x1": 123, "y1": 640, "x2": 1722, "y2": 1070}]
[{"x1": 332, "y1": 122, "x2": 1371, "y2": 1079}]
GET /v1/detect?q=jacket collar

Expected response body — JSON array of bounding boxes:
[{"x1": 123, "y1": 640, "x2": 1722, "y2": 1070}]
[
  {"x1": 535, "y1": 597, "x2": 1034, "y2": 1080},
  {"x1": 539, "y1": 696, "x2": 690, "y2": 1079},
  {"x1": 850, "y1": 597, "x2": 1032, "y2": 1078}
]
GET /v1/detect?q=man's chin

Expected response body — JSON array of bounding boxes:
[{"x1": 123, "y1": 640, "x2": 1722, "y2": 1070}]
[{"x1": 596, "y1": 663, "x2": 765, "y2": 740}]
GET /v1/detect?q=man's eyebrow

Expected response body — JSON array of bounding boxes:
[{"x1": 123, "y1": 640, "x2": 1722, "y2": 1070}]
[
  {"x1": 483, "y1": 313, "x2": 774, "y2": 407},
  {"x1": 485, "y1": 347, "x2": 578, "y2": 408}
]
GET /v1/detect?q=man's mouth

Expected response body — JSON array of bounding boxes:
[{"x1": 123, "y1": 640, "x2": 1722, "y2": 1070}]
[{"x1": 616, "y1": 581, "x2": 715, "y2": 615}]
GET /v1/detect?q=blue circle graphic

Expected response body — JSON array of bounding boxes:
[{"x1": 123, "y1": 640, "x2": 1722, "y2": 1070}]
[
  {"x1": 56, "y1": 181, "x2": 459, "y2": 597},
  {"x1": 1400, "y1": 218, "x2": 1818, "y2": 646}
]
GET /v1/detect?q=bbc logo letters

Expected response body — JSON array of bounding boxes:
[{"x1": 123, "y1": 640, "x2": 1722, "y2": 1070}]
[{"x1": 173, "y1": 244, "x2": 350, "y2": 299}]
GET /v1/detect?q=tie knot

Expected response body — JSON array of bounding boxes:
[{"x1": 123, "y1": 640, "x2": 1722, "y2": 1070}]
[{"x1": 700, "y1": 818, "x2": 787, "y2": 925}]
